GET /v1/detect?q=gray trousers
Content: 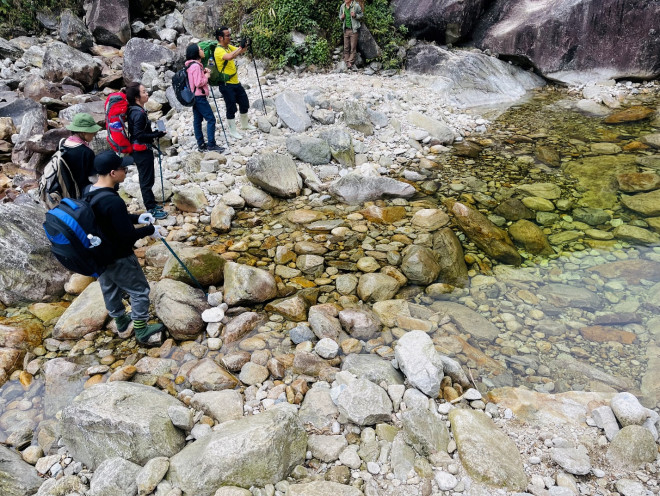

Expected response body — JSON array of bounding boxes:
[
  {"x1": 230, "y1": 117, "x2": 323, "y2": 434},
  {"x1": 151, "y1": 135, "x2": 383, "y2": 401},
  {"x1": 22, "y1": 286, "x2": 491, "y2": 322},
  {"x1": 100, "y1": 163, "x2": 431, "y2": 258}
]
[{"x1": 98, "y1": 254, "x2": 150, "y2": 321}]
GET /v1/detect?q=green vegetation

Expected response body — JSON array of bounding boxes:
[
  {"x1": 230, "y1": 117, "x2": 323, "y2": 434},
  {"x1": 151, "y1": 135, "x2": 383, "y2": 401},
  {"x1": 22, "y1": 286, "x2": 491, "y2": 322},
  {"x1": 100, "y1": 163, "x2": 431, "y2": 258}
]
[
  {"x1": 0, "y1": 0, "x2": 83, "y2": 36},
  {"x1": 222, "y1": 0, "x2": 406, "y2": 69}
]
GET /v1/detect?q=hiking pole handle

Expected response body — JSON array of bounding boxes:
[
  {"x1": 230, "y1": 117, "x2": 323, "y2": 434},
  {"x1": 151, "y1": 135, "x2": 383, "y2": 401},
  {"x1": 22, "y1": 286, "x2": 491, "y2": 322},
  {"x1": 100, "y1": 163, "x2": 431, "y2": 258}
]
[{"x1": 160, "y1": 239, "x2": 208, "y2": 296}]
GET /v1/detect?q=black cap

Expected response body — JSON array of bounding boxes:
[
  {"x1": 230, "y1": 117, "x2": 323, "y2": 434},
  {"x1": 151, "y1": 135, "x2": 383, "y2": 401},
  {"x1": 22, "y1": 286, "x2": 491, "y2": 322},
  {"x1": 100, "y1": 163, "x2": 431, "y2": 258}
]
[{"x1": 95, "y1": 151, "x2": 131, "y2": 175}]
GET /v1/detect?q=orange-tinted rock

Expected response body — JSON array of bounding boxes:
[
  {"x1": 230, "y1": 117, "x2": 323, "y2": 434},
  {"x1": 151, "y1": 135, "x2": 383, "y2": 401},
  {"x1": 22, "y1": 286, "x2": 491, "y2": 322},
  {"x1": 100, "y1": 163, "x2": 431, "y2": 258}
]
[
  {"x1": 587, "y1": 260, "x2": 660, "y2": 285},
  {"x1": 359, "y1": 205, "x2": 407, "y2": 224},
  {"x1": 84, "y1": 374, "x2": 105, "y2": 388},
  {"x1": 579, "y1": 325, "x2": 637, "y2": 345},
  {"x1": 0, "y1": 316, "x2": 44, "y2": 350},
  {"x1": 622, "y1": 141, "x2": 649, "y2": 152},
  {"x1": 616, "y1": 172, "x2": 660, "y2": 193},
  {"x1": 604, "y1": 106, "x2": 654, "y2": 124}
]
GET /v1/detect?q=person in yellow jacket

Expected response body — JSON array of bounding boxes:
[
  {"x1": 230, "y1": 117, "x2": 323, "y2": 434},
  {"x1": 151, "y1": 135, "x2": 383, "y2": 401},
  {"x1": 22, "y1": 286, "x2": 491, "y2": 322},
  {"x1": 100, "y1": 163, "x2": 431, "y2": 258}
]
[{"x1": 213, "y1": 26, "x2": 256, "y2": 139}]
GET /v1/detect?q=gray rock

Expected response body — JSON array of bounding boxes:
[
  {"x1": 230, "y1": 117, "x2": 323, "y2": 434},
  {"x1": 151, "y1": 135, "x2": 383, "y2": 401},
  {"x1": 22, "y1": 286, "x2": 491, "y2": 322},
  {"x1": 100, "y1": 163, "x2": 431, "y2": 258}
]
[
  {"x1": 407, "y1": 110, "x2": 454, "y2": 144},
  {"x1": 449, "y1": 409, "x2": 527, "y2": 491},
  {"x1": 390, "y1": 432, "x2": 416, "y2": 481},
  {"x1": 308, "y1": 304, "x2": 342, "y2": 340},
  {"x1": 357, "y1": 273, "x2": 400, "y2": 302},
  {"x1": 590, "y1": 405, "x2": 620, "y2": 441},
  {"x1": 89, "y1": 457, "x2": 140, "y2": 496},
  {"x1": 122, "y1": 38, "x2": 175, "y2": 85},
  {"x1": 343, "y1": 100, "x2": 373, "y2": 136},
  {"x1": 0, "y1": 198, "x2": 68, "y2": 306},
  {"x1": 538, "y1": 284, "x2": 602, "y2": 311},
  {"x1": 43, "y1": 357, "x2": 94, "y2": 417},
  {"x1": 615, "y1": 479, "x2": 647, "y2": 496},
  {"x1": 240, "y1": 184, "x2": 275, "y2": 209},
  {"x1": 0, "y1": 445, "x2": 42, "y2": 496},
  {"x1": 335, "y1": 379, "x2": 393, "y2": 426},
  {"x1": 394, "y1": 330, "x2": 444, "y2": 397},
  {"x1": 59, "y1": 9, "x2": 93, "y2": 52},
  {"x1": 402, "y1": 407, "x2": 449, "y2": 455},
  {"x1": 289, "y1": 324, "x2": 315, "y2": 344},
  {"x1": 315, "y1": 338, "x2": 339, "y2": 359},
  {"x1": 186, "y1": 358, "x2": 239, "y2": 392},
  {"x1": 35, "y1": 475, "x2": 87, "y2": 496},
  {"x1": 246, "y1": 153, "x2": 302, "y2": 198},
  {"x1": 223, "y1": 262, "x2": 277, "y2": 306},
  {"x1": 286, "y1": 135, "x2": 331, "y2": 165},
  {"x1": 52, "y1": 281, "x2": 107, "y2": 339},
  {"x1": 152, "y1": 279, "x2": 209, "y2": 341},
  {"x1": 299, "y1": 387, "x2": 339, "y2": 431},
  {"x1": 550, "y1": 445, "x2": 591, "y2": 475},
  {"x1": 329, "y1": 173, "x2": 415, "y2": 204},
  {"x1": 572, "y1": 207, "x2": 611, "y2": 226},
  {"x1": 239, "y1": 362, "x2": 269, "y2": 385},
  {"x1": 430, "y1": 301, "x2": 500, "y2": 342},
  {"x1": 286, "y1": 481, "x2": 363, "y2": 496},
  {"x1": 190, "y1": 390, "x2": 243, "y2": 424},
  {"x1": 318, "y1": 126, "x2": 355, "y2": 166},
  {"x1": 274, "y1": 91, "x2": 311, "y2": 132},
  {"x1": 167, "y1": 404, "x2": 306, "y2": 495},
  {"x1": 86, "y1": 0, "x2": 131, "y2": 47},
  {"x1": 606, "y1": 425, "x2": 658, "y2": 469},
  {"x1": 611, "y1": 392, "x2": 649, "y2": 427},
  {"x1": 341, "y1": 354, "x2": 404, "y2": 386},
  {"x1": 338, "y1": 308, "x2": 381, "y2": 340},
  {"x1": 435, "y1": 471, "x2": 459, "y2": 491},
  {"x1": 0, "y1": 37, "x2": 23, "y2": 61},
  {"x1": 211, "y1": 203, "x2": 234, "y2": 232},
  {"x1": 400, "y1": 245, "x2": 440, "y2": 285},
  {"x1": 308, "y1": 434, "x2": 348, "y2": 462},
  {"x1": 168, "y1": 405, "x2": 194, "y2": 431},
  {"x1": 136, "y1": 457, "x2": 169, "y2": 496},
  {"x1": 181, "y1": 0, "x2": 228, "y2": 39},
  {"x1": 60, "y1": 382, "x2": 186, "y2": 469},
  {"x1": 42, "y1": 41, "x2": 101, "y2": 89}
]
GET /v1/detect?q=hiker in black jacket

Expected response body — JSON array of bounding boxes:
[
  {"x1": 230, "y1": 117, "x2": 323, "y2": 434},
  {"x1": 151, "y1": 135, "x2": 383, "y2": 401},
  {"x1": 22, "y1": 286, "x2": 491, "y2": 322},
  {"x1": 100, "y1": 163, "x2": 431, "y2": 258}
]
[
  {"x1": 125, "y1": 82, "x2": 167, "y2": 220},
  {"x1": 87, "y1": 150, "x2": 167, "y2": 346},
  {"x1": 62, "y1": 112, "x2": 100, "y2": 195}
]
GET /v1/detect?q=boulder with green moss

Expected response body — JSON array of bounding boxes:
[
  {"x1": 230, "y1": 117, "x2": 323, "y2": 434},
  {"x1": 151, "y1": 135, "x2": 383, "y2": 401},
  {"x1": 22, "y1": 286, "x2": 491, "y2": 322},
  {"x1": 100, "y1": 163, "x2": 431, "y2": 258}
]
[{"x1": 161, "y1": 246, "x2": 225, "y2": 286}]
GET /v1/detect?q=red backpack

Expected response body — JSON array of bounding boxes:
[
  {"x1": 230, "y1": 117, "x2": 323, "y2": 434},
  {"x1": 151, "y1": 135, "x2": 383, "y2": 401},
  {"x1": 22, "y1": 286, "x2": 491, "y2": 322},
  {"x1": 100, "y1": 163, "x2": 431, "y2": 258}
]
[{"x1": 105, "y1": 92, "x2": 132, "y2": 154}]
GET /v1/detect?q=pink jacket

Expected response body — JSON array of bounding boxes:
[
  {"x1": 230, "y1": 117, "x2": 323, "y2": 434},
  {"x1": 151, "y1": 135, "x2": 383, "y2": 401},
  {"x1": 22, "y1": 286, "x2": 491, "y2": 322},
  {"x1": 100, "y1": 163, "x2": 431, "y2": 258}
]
[{"x1": 185, "y1": 60, "x2": 209, "y2": 97}]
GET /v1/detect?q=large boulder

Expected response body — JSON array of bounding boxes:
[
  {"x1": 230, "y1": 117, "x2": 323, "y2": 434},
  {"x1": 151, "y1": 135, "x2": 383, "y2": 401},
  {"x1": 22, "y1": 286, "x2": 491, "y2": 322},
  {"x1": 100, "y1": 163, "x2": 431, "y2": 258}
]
[
  {"x1": 22, "y1": 75, "x2": 65, "y2": 102},
  {"x1": 122, "y1": 38, "x2": 175, "y2": 84},
  {"x1": 41, "y1": 41, "x2": 102, "y2": 89},
  {"x1": 223, "y1": 262, "x2": 277, "y2": 306},
  {"x1": 152, "y1": 279, "x2": 210, "y2": 340},
  {"x1": 274, "y1": 91, "x2": 311, "y2": 133},
  {"x1": 167, "y1": 404, "x2": 306, "y2": 494},
  {"x1": 0, "y1": 37, "x2": 23, "y2": 61},
  {"x1": 0, "y1": 95, "x2": 43, "y2": 127},
  {"x1": 0, "y1": 445, "x2": 43, "y2": 496},
  {"x1": 335, "y1": 378, "x2": 393, "y2": 426},
  {"x1": 60, "y1": 382, "x2": 186, "y2": 470},
  {"x1": 407, "y1": 110, "x2": 454, "y2": 144},
  {"x1": 0, "y1": 197, "x2": 69, "y2": 306},
  {"x1": 44, "y1": 357, "x2": 95, "y2": 417},
  {"x1": 400, "y1": 245, "x2": 441, "y2": 286},
  {"x1": 53, "y1": 282, "x2": 108, "y2": 339},
  {"x1": 246, "y1": 153, "x2": 302, "y2": 198},
  {"x1": 358, "y1": 25, "x2": 381, "y2": 60},
  {"x1": 318, "y1": 126, "x2": 355, "y2": 167},
  {"x1": 182, "y1": 0, "x2": 231, "y2": 39},
  {"x1": 329, "y1": 172, "x2": 415, "y2": 204},
  {"x1": 286, "y1": 135, "x2": 331, "y2": 165},
  {"x1": 392, "y1": 0, "x2": 488, "y2": 44},
  {"x1": 406, "y1": 44, "x2": 544, "y2": 108},
  {"x1": 85, "y1": 0, "x2": 131, "y2": 48},
  {"x1": 59, "y1": 9, "x2": 94, "y2": 52},
  {"x1": 432, "y1": 227, "x2": 468, "y2": 287},
  {"x1": 11, "y1": 107, "x2": 47, "y2": 167},
  {"x1": 474, "y1": 0, "x2": 660, "y2": 83},
  {"x1": 161, "y1": 246, "x2": 225, "y2": 286}
]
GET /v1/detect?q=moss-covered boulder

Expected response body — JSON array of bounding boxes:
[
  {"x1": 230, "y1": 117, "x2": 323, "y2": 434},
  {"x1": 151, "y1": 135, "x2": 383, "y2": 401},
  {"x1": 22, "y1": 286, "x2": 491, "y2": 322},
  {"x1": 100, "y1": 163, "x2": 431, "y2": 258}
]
[{"x1": 161, "y1": 246, "x2": 225, "y2": 287}]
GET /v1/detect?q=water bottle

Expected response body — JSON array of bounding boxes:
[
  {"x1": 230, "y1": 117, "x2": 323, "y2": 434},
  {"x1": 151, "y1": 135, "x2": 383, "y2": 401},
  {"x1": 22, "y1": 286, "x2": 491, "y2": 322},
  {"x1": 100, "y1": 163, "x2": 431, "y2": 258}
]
[{"x1": 87, "y1": 234, "x2": 102, "y2": 247}]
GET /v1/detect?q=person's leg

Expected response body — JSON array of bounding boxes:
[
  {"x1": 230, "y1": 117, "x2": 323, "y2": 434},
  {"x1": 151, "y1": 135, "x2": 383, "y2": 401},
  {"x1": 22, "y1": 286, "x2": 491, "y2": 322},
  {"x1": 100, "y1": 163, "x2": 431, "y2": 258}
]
[
  {"x1": 192, "y1": 98, "x2": 205, "y2": 148},
  {"x1": 223, "y1": 85, "x2": 242, "y2": 139},
  {"x1": 236, "y1": 85, "x2": 255, "y2": 131},
  {"x1": 98, "y1": 265, "x2": 126, "y2": 319},
  {"x1": 133, "y1": 150, "x2": 157, "y2": 211},
  {"x1": 343, "y1": 29, "x2": 351, "y2": 64},
  {"x1": 198, "y1": 98, "x2": 217, "y2": 147},
  {"x1": 348, "y1": 31, "x2": 359, "y2": 66}
]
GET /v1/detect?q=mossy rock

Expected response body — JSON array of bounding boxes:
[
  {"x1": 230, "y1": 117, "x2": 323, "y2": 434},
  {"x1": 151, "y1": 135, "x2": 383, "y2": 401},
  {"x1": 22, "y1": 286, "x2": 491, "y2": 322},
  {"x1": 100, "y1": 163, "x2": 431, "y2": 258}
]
[{"x1": 161, "y1": 246, "x2": 225, "y2": 287}]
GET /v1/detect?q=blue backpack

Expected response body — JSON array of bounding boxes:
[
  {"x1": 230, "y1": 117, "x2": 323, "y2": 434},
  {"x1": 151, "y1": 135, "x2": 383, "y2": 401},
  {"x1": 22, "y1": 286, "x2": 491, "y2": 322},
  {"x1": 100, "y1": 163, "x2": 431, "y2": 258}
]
[{"x1": 42, "y1": 192, "x2": 113, "y2": 277}]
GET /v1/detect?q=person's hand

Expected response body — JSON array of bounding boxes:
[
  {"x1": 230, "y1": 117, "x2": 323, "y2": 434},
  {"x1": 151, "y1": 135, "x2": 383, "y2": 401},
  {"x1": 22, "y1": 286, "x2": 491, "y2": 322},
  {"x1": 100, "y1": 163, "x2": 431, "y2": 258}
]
[
  {"x1": 151, "y1": 226, "x2": 167, "y2": 240},
  {"x1": 155, "y1": 130, "x2": 166, "y2": 139},
  {"x1": 340, "y1": 13, "x2": 345, "y2": 19},
  {"x1": 138, "y1": 212, "x2": 155, "y2": 225},
  {"x1": 204, "y1": 67, "x2": 211, "y2": 74}
]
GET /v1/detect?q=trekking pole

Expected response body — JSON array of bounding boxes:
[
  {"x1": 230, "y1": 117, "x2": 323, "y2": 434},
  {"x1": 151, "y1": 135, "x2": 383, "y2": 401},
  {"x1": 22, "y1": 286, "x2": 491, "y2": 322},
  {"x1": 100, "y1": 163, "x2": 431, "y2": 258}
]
[
  {"x1": 209, "y1": 85, "x2": 230, "y2": 149},
  {"x1": 248, "y1": 43, "x2": 267, "y2": 116},
  {"x1": 154, "y1": 141, "x2": 165, "y2": 203},
  {"x1": 161, "y1": 239, "x2": 207, "y2": 296}
]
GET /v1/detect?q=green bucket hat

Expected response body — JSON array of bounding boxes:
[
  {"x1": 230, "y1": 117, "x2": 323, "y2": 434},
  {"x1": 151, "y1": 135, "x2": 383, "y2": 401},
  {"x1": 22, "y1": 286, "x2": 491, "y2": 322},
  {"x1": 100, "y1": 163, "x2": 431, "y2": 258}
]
[{"x1": 66, "y1": 113, "x2": 102, "y2": 133}]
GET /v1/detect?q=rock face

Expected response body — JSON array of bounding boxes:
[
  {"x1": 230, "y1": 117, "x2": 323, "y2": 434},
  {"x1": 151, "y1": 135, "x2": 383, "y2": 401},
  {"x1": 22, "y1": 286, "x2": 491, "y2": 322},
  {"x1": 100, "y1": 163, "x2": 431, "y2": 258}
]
[
  {"x1": 0, "y1": 198, "x2": 69, "y2": 306},
  {"x1": 0, "y1": 445, "x2": 43, "y2": 496},
  {"x1": 449, "y1": 200, "x2": 521, "y2": 265},
  {"x1": 59, "y1": 9, "x2": 93, "y2": 52},
  {"x1": 474, "y1": 0, "x2": 660, "y2": 83},
  {"x1": 223, "y1": 262, "x2": 277, "y2": 306},
  {"x1": 182, "y1": 0, "x2": 229, "y2": 38},
  {"x1": 167, "y1": 404, "x2": 306, "y2": 494},
  {"x1": 449, "y1": 409, "x2": 527, "y2": 491},
  {"x1": 152, "y1": 279, "x2": 209, "y2": 340},
  {"x1": 406, "y1": 44, "x2": 544, "y2": 107},
  {"x1": 392, "y1": 0, "x2": 488, "y2": 44},
  {"x1": 329, "y1": 173, "x2": 416, "y2": 204},
  {"x1": 86, "y1": 0, "x2": 131, "y2": 47},
  {"x1": 246, "y1": 153, "x2": 302, "y2": 198},
  {"x1": 60, "y1": 382, "x2": 186, "y2": 470},
  {"x1": 41, "y1": 41, "x2": 102, "y2": 89},
  {"x1": 122, "y1": 38, "x2": 175, "y2": 84},
  {"x1": 52, "y1": 282, "x2": 108, "y2": 339}
]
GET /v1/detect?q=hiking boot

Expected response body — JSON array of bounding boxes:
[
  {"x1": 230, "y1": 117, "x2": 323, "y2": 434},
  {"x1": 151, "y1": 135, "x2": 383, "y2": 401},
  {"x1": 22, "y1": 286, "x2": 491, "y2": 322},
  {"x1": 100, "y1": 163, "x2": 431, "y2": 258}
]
[
  {"x1": 114, "y1": 313, "x2": 131, "y2": 333},
  {"x1": 239, "y1": 113, "x2": 256, "y2": 131},
  {"x1": 149, "y1": 208, "x2": 168, "y2": 220},
  {"x1": 134, "y1": 320, "x2": 165, "y2": 347},
  {"x1": 227, "y1": 119, "x2": 243, "y2": 140},
  {"x1": 153, "y1": 205, "x2": 165, "y2": 211},
  {"x1": 207, "y1": 144, "x2": 225, "y2": 153},
  {"x1": 197, "y1": 142, "x2": 208, "y2": 152}
]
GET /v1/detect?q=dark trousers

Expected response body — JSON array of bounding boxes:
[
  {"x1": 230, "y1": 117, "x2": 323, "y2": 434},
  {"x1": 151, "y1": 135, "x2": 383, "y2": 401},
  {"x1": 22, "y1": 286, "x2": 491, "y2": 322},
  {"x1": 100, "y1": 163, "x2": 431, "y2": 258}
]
[
  {"x1": 218, "y1": 83, "x2": 249, "y2": 120},
  {"x1": 192, "y1": 95, "x2": 217, "y2": 147},
  {"x1": 98, "y1": 254, "x2": 150, "y2": 321},
  {"x1": 132, "y1": 149, "x2": 156, "y2": 211},
  {"x1": 343, "y1": 29, "x2": 358, "y2": 65}
]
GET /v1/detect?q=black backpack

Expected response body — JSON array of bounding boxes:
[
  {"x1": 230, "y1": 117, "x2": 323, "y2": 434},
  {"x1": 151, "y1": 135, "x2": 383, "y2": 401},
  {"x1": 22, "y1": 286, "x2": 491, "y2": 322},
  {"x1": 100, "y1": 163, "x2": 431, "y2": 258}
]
[
  {"x1": 42, "y1": 192, "x2": 113, "y2": 277},
  {"x1": 172, "y1": 64, "x2": 195, "y2": 107}
]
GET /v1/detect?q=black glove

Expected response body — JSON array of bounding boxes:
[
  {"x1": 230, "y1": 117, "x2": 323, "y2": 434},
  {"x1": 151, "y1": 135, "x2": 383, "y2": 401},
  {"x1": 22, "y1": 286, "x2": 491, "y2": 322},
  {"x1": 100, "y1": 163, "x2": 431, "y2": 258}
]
[
  {"x1": 240, "y1": 37, "x2": 248, "y2": 49},
  {"x1": 155, "y1": 130, "x2": 166, "y2": 139}
]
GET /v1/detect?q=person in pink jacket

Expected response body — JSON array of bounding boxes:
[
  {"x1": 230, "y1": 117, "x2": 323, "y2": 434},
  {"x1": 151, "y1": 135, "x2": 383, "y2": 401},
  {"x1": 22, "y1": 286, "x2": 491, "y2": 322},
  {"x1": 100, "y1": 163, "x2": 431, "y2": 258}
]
[{"x1": 185, "y1": 44, "x2": 224, "y2": 152}]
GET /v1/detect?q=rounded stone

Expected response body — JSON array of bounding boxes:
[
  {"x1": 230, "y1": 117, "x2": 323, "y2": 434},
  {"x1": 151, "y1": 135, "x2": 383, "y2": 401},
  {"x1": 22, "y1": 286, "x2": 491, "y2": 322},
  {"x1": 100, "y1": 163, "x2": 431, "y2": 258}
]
[
  {"x1": 238, "y1": 362, "x2": 269, "y2": 385},
  {"x1": 315, "y1": 338, "x2": 339, "y2": 359},
  {"x1": 610, "y1": 392, "x2": 648, "y2": 427},
  {"x1": 607, "y1": 425, "x2": 657, "y2": 469},
  {"x1": 435, "y1": 471, "x2": 458, "y2": 491},
  {"x1": 356, "y1": 257, "x2": 380, "y2": 273}
]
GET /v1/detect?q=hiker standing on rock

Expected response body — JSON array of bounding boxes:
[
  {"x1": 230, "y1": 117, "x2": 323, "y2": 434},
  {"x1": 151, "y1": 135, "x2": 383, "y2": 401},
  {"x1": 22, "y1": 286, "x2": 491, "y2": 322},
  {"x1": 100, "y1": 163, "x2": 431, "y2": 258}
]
[
  {"x1": 214, "y1": 26, "x2": 256, "y2": 140},
  {"x1": 125, "y1": 82, "x2": 168, "y2": 220},
  {"x1": 185, "y1": 44, "x2": 225, "y2": 153},
  {"x1": 87, "y1": 150, "x2": 167, "y2": 347},
  {"x1": 340, "y1": 0, "x2": 363, "y2": 69},
  {"x1": 62, "y1": 112, "x2": 101, "y2": 195}
]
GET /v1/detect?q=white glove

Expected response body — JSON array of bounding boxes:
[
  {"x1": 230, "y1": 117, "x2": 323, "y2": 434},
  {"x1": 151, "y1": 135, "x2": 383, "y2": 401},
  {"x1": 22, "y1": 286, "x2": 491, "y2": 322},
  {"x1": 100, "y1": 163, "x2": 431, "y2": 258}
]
[
  {"x1": 151, "y1": 226, "x2": 167, "y2": 240},
  {"x1": 138, "y1": 212, "x2": 155, "y2": 225}
]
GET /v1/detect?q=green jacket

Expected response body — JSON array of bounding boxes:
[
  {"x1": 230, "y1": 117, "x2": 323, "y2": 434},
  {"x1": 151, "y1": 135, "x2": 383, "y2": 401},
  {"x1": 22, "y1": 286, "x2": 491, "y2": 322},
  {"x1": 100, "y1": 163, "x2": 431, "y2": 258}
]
[{"x1": 339, "y1": 1, "x2": 363, "y2": 33}]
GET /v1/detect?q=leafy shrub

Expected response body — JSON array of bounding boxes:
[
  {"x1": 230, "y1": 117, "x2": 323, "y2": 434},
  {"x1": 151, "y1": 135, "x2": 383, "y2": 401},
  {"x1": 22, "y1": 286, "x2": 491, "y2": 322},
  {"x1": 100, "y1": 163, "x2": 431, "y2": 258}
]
[{"x1": 1, "y1": 0, "x2": 83, "y2": 35}]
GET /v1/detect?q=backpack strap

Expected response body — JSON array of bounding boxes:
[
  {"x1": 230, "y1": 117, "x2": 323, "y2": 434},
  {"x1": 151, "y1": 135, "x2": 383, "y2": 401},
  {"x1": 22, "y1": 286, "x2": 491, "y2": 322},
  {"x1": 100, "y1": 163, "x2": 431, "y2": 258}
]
[{"x1": 55, "y1": 147, "x2": 80, "y2": 200}]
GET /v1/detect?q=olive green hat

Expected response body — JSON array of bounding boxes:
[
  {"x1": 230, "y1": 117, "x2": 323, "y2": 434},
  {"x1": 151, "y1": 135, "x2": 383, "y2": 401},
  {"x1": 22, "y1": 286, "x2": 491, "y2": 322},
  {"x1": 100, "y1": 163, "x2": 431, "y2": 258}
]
[{"x1": 66, "y1": 113, "x2": 102, "y2": 133}]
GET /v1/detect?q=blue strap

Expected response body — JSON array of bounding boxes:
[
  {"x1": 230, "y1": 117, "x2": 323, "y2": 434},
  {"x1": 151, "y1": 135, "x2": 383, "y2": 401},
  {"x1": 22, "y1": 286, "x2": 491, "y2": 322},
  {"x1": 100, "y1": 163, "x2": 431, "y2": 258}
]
[
  {"x1": 60, "y1": 198, "x2": 79, "y2": 210},
  {"x1": 48, "y1": 209, "x2": 91, "y2": 248},
  {"x1": 43, "y1": 226, "x2": 70, "y2": 245}
]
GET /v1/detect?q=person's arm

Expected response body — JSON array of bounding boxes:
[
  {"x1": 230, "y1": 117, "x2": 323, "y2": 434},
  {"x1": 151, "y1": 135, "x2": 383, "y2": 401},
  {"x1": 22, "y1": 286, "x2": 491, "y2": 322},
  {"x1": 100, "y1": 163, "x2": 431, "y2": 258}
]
[
  {"x1": 106, "y1": 197, "x2": 155, "y2": 245},
  {"x1": 221, "y1": 45, "x2": 246, "y2": 61},
  {"x1": 130, "y1": 108, "x2": 161, "y2": 143},
  {"x1": 339, "y1": 4, "x2": 345, "y2": 20},
  {"x1": 354, "y1": 3, "x2": 363, "y2": 20}
]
